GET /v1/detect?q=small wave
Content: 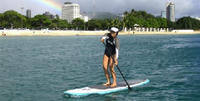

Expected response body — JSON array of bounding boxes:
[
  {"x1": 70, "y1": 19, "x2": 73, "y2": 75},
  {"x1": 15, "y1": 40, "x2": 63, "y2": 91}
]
[
  {"x1": 163, "y1": 43, "x2": 200, "y2": 49},
  {"x1": 172, "y1": 38, "x2": 200, "y2": 42}
]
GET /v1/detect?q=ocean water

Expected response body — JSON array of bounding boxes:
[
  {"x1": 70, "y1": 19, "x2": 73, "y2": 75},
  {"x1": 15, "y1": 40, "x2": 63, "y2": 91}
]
[{"x1": 0, "y1": 34, "x2": 200, "y2": 101}]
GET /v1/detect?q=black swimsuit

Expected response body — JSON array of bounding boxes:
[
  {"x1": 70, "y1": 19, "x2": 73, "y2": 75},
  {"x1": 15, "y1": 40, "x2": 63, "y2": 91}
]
[{"x1": 104, "y1": 34, "x2": 117, "y2": 57}]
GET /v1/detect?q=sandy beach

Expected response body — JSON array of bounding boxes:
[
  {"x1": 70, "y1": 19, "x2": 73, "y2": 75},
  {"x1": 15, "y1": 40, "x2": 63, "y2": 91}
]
[
  {"x1": 122, "y1": 31, "x2": 200, "y2": 35},
  {"x1": 1, "y1": 30, "x2": 200, "y2": 36}
]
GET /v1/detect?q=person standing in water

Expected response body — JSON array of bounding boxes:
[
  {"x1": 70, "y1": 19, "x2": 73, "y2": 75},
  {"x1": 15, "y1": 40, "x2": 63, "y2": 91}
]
[{"x1": 101, "y1": 27, "x2": 119, "y2": 88}]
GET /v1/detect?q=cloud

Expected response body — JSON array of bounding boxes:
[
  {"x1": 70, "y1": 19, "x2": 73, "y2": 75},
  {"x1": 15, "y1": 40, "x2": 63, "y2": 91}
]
[{"x1": 74, "y1": 0, "x2": 200, "y2": 18}]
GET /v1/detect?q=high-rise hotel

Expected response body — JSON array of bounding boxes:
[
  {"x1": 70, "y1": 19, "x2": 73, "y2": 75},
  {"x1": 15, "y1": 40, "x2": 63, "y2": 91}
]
[
  {"x1": 26, "y1": 9, "x2": 31, "y2": 18},
  {"x1": 166, "y1": 2, "x2": 175, "y2": 22},
  {"x1": 62, "y1": 2, "x2": 81, "y2": 23}
]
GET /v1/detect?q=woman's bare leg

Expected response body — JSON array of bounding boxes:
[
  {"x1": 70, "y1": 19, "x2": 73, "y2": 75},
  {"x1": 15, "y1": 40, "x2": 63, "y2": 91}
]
[
  {"x1": 103, "y1": 54, "x2": 111, "y2": 86},
  {"x1": 109, "y1": 56, "x2": 117, "y2": 87}
]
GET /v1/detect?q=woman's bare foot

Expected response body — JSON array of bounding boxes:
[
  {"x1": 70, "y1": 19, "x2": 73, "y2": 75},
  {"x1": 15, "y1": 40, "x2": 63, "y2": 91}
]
[
  {"x1": 103, "y1": 82, "x2": 111, "y2": 87},
  {"x1": 110, "y1": 83, "x2": 117, "y2": 88}
]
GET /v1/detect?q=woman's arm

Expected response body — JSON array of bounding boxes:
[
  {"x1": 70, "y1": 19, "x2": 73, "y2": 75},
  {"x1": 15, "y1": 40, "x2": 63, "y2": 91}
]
[
  {"x1": 101, "y1": 33, "x2": 109, "y2": 43},
  {"x1": 114, "y1": 38, "x2": 119, "y2": 65},
  {"x1": 115, "y1": 38, "x2": 120, "y2": 59}
]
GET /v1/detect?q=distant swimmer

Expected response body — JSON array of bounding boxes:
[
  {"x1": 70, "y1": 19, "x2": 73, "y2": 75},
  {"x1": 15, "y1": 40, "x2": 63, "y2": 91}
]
[{"x1": 101, "y1": 27, "x2": 119, "y2": 88}]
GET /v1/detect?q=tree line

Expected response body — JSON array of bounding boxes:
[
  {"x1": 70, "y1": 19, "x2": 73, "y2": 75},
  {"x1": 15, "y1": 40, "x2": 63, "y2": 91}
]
[{"x1": 0, "y1": 10, "x2": 200, "y2": 30}]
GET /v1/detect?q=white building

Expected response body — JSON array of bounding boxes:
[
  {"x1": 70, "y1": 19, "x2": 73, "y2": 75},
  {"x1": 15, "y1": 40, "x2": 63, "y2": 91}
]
[
  {"x1": 62, "y1": 2, "x2": 81, "y2": 23},
  {"x1": 195, "y1": 17, "x2": 200, "y2": 21},
  {"x1": 82, "y1": 15, "x2": 89, "y2": 22},
  {"x1": 166, "y1": 2, "x2": 175, "y2": 22},
  {"x1": 161, "y1": 11, "x2": 166, "y2": 18}
]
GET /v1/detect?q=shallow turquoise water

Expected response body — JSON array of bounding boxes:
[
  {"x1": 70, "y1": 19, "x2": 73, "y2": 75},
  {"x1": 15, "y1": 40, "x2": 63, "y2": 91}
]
[{"x1": 0, "y1": 35, "x2": 200, "y2": 101}]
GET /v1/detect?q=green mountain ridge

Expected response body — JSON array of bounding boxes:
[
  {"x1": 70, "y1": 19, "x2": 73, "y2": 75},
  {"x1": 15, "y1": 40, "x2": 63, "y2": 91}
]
[{"x1": 83, "y1": 12, "x2": 120, "y2": 19}]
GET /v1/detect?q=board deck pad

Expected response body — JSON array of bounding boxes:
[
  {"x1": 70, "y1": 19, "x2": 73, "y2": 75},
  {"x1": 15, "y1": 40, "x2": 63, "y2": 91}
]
[
  {"x1": 90, "y1": 80, "x2": 146, "y2": 89},
  {"x1": 64, "y1": 79, "x2": 150, "y2": 97}
]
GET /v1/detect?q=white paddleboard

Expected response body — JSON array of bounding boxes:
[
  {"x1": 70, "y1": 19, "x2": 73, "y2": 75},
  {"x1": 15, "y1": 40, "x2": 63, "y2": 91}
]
[{"x1": 64, "y1": 79, "x2": 150, "y2": 97}]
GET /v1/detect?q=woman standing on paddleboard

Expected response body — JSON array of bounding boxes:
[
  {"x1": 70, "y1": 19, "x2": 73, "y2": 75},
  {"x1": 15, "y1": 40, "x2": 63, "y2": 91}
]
[{"x1": 101, "y1": 27, "x2": 119, "y2": 88}]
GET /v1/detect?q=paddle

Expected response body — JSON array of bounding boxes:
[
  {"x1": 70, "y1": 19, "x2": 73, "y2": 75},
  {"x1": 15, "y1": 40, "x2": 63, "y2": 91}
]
[{"x1": 102, "y1": 42, "x2": 132, "y2": 90}]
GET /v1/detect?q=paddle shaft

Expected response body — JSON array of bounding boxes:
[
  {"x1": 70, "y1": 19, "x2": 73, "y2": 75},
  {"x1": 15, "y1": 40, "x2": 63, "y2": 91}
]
[{"x1": 103, "y1": 42, "x2": 131, "y2": 90}]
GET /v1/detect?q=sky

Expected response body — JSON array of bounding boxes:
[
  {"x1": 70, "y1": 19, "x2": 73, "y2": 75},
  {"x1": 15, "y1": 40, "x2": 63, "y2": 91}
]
[{"x1": 0, "y1": 0, "x2": 199, "y2": 18}]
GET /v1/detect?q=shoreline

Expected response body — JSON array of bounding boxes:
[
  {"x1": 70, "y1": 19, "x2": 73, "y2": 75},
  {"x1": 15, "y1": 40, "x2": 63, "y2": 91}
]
[
  {"x1": 122, "y1": 31, "x2": 200, "y2": 35},
  {"x1": 1, "y1": 30, "x2": 200, "y2": 36}
]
